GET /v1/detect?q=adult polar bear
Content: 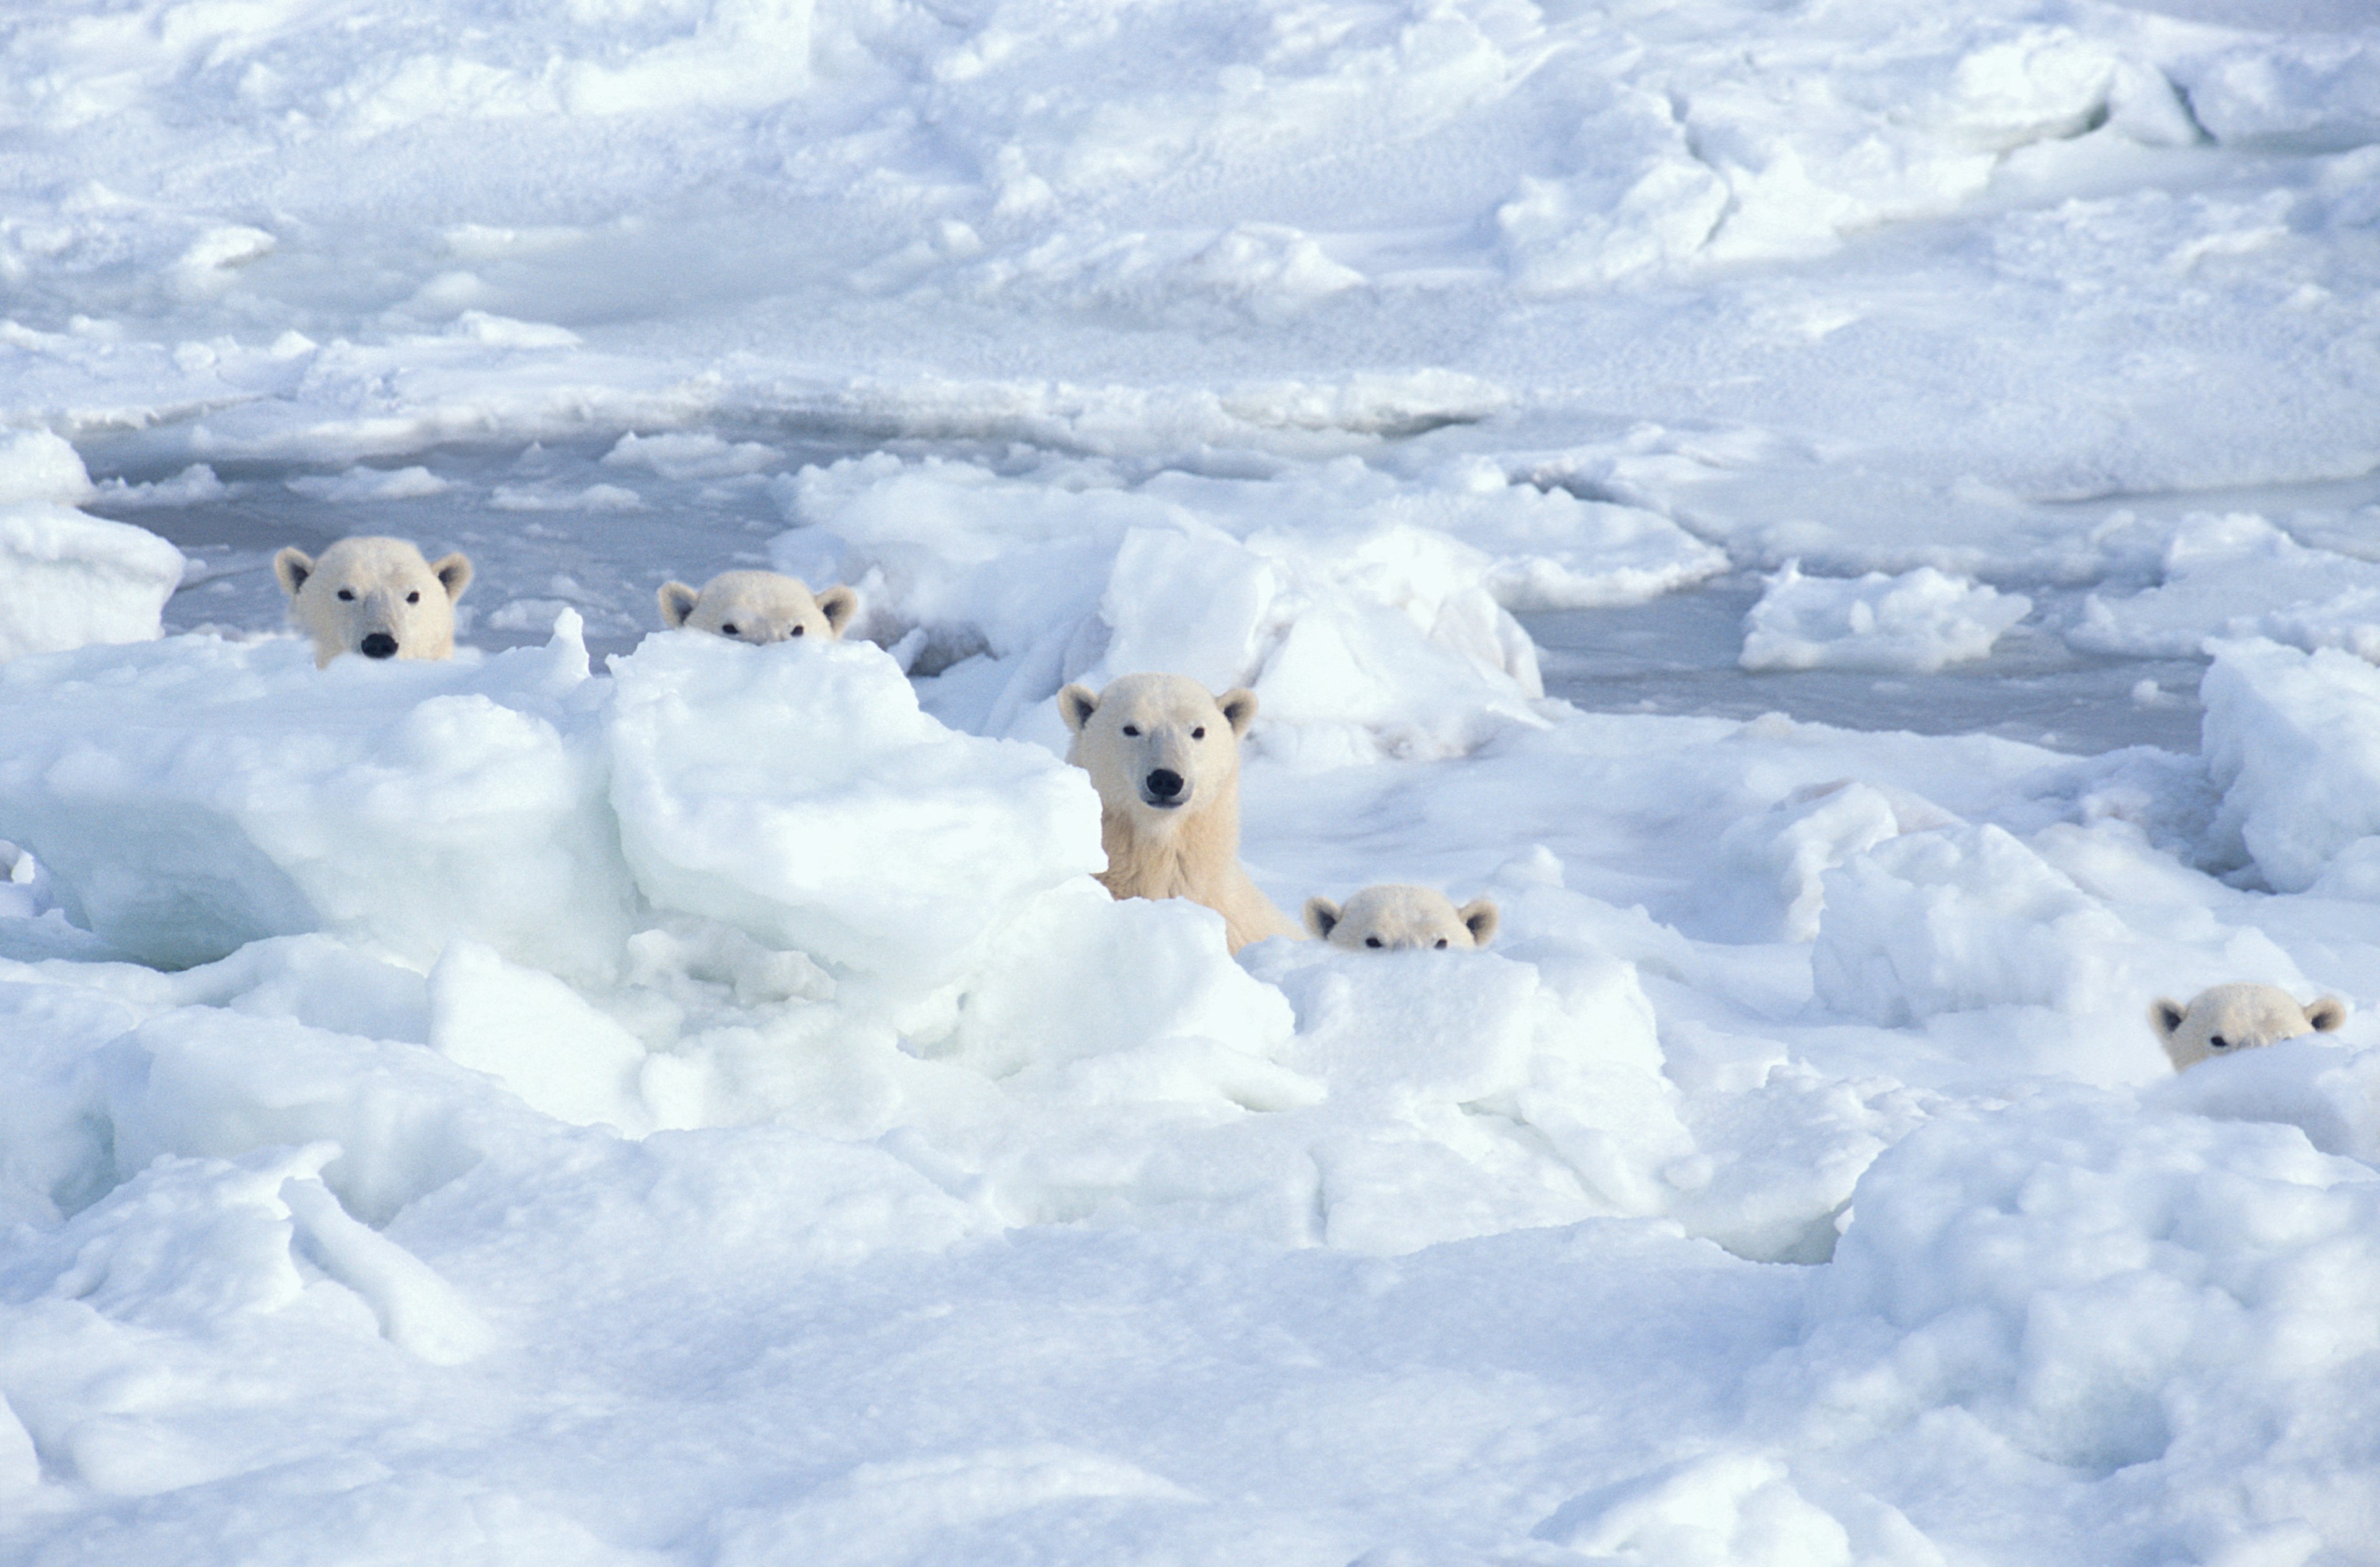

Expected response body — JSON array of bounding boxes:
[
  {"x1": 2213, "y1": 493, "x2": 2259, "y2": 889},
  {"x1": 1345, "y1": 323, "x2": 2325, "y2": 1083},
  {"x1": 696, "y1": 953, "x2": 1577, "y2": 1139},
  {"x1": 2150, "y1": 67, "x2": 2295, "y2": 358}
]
[
  {"x1": 1059, "y1": 673, "x2": 1301, "y2": 954},
  {"x1": 276, "y1": 536, "x2": 472, "y2": 666}
]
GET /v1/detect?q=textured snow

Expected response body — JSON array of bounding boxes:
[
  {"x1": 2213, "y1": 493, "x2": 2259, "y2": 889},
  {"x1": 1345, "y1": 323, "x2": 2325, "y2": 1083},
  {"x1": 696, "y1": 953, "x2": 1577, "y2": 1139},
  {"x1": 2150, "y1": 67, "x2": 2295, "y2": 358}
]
[
  {"x1": 6, "y1": 0, "x2": 2380, "y2": 1561},
  {"x1": 1741, "y1": 562, "x2": 2034, "y2": 675},
  {"x1": 0, "y1": 432, "x2": 185, "y2": 663}
]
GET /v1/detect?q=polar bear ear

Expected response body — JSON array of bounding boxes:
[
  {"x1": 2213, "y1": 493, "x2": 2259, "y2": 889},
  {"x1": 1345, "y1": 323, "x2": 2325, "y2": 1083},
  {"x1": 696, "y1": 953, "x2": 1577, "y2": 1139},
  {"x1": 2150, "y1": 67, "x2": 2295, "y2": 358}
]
[
  {"x1": 1458, "y1": 899, "x2": 1500, "y2": 948},
  {"x1": 1217, "y1": 687, "x2": 1259, "y2": 738},
  {"x1": 2149, "y1": 998, "x2": 2188, "y2": 1042},
  {"x1": 2307, "y1": 996, "x2": 2347, "y2": 1033},
  {"x1": 1303, "y1": 898, "x2": 1341, "y2": 940},
  {"x1": 431, "y1": 552, "x2": 473, "y2": 602},
  {"x1": 658, "y1": 582, "x2": 700, "y2": 629},
  {"x1": 273, "y1": 547, "x2": 315, "y2": 599},
  {"x1": 815, "y1": 585, "x2": 859, "y2": 637},
  {"x1": 1058, "y1": 684, "x2": 1100, "y2": 734}
]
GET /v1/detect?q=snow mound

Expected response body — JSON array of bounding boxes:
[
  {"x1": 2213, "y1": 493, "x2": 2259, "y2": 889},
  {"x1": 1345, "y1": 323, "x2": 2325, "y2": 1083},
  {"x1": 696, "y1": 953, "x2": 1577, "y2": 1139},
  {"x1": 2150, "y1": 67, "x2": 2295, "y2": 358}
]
[
  {"x1": 0, "y1": 617, "x2": 633, "y2": 977},
  {"x1": 0, "y1": 431, "x2": 185, "y2": 663},
  {"x1": 2071, "y1": 513, "x2": 2380, "y2": 660},
  {"x1": 1741, "y1": 562, "x2": 2031, "y2": 674},
  {"x1": 2202, "y1": 635, "x2": 2380, "y2": 894},
  {"x1": 605, "y1": 630, "x2": 1103, "y2": 997},
  {"x1": 1771, "y1": 1082, "x2": 2380, "y2": 1556},
  {"x1": 1812, "y1": 820, "x2": 2301, "y2": 1077},
  {"x1": 775, "y1": 454, "x2": 1594, "y2": 761},
  {"x1": 1232, "y1": 941, "x2": 1695, "y2": 1255}
]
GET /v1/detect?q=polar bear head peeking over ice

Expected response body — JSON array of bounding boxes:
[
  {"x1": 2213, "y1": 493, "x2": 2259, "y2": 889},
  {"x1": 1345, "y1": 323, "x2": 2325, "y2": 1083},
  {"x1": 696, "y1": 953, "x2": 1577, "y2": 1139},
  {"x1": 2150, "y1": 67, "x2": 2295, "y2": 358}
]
[
  {"x1": 1057, "y1": 672, "x2": 1300, "y2": 954},
  {"x1": 276, "y1": 536, "x2": 472, "y2": 668},
  {"x1": 1305, "y1": 885, "x2": 1499, "y2": 951},
  {"x1": 658, "y1": 570, "x2": 858, "y2": 645},
  {"x1": 2149, "y1": 982, "x2": 2345, "y2": 1072}
]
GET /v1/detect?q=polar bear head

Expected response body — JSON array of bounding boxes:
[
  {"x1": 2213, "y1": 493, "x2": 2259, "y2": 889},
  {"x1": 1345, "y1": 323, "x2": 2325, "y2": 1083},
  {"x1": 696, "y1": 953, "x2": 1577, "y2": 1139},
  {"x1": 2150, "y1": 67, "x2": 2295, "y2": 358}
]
[
  {"x1": 657, "y1": 570, "x2": 858, "y2": 645},
  {"x1": 275, "y1": 536, "x2": 472, "y2": 668},
  {"x1": 1305, "y1": 885, "x2": 1499, "y2": 951},
  {"x1": 2149, "y1": 982, "x2": 2345, "y2": 1072},
  {"x1": 1058, "y1": 673, "x2": 1258, "y2": 834}
]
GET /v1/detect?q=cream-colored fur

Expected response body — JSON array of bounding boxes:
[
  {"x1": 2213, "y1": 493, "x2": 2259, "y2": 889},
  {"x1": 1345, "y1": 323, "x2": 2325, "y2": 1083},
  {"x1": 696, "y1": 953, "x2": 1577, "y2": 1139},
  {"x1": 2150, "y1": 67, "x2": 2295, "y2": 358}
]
[
  {"x1": 2148, "y1": 982, "x2": 2345, "y2": 1072},
  {"x1": 1057, "y1": 673, "x2": 1300, "y2": 954},
  {"x1": 275, "y1": 536, "x2": 472, "y2": 668},
  {"x1": 1305, "y1": 885, "x2": 1498, "y2": 951},
  {"x1": 658, "y1": 570, "x2": 857, "y2": 645}
]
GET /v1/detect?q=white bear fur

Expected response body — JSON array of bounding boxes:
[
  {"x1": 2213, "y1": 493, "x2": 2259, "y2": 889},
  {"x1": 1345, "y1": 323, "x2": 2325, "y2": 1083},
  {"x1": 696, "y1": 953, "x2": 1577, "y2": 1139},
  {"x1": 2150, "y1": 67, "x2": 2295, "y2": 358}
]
[
  {"x1": 2148, "y1": 982, "x2": 2345, "y2": 1072},
  {"x1": 658, "y1": 570, "x2": 857, "y2": 645},
  {"x1": 1305, "y1": 885, "x2": 1499, "y2": 951},
  {"x1": 275, "y1": 536, "x2": 472, "y2": 668},
  {"x1": 1058, "y1": 672, "x2": 1300, "y2": 954}
]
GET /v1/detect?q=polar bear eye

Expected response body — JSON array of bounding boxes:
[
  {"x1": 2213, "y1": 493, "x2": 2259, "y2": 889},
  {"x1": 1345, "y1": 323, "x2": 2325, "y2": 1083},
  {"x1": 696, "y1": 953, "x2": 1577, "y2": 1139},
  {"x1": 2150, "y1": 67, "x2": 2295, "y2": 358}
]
[
  {"x1": 1122, "y1": 725, "x2": 1140, "y2": 737},
  {"x1": 337, "y1": 588, "x2": 355, "y2": 601},
  {"x1": 1365, "y1": 937, "x2": 1383, "y2": 948},
  {"x1": 2210, "y1": 1035, "x2": 2229, "y2": 1050},
  {"x1": 407, "y1": 591, "x2": 420, "y2": 604},
  {"x1": 1435, "y1": 938, "x2": 1449, "y2": 948},
  {"x1": 1192, "y1": 726, "x2": 1206, "y2": 739},
  {"x1": 721, "y1": 623, "x2": 739, "y2": 635},
  {"x1": 791, "y1": 624, "x2": 805, "y2": 637}
]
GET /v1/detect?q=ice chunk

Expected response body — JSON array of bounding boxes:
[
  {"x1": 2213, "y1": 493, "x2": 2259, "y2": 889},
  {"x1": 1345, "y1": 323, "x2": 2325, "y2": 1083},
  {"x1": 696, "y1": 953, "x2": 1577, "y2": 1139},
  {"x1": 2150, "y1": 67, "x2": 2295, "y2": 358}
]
[
  {"x1": 946, "y1": 880, "x2": 1296, "y2": 1082},
  {"x1": 426, "y1": 938, "x2": 651, "y2": 1134},
  {"x1": 1716, "y1": 779, "x2": 1960, "y2": 943},
  {"x1": 100, "y1": 1005, "x2": 544, "y2": 1225},
  {"x1": 2149, "y1": 1036, "x2": 2380, "y2": 1164},
  {"x1": 1774, "y1": 1086, "x2": 2380, "y2": 1556},
  {"x1": 1240, "y1": 940, "x2": 1693, "y2": 1253},
  {"x1": 2071, "y1": 513, "x2": 2380, "y2": 660},
  {"x1": 0, "y1": 431, "x2": 185, "y2": 663},
  {"x1": 1533, "y1": 1453, "x2": 1860, "y2": 1565},
  {"x1": 1811, "y1": 820, "x2": 2300, "y2": 1079},
  {"x1": 2202, "y1": 637, "x2": 2380, "y2": 893},
  {"x1": 0, "y1": 1146, "x2": 325, "y2": 1332},
  {"x1": 604, "y1": 630, "x2": 1104, "y2": 995},
  {"x1": 777, "y1": 454, "x2": 1553, "y2": 759},
  {"x1": 0, "y1": 618, "x2": 635, "y2": 978},
  {"x1": 279, "y1": 1175, "x2": 493, "y2": 1364},
  {"x1": 284, "y1": 465, "x2": 451, "y2": 501},
  {"x1": 1741, "y1": 562, "x2": 2031, "y2": 674}
]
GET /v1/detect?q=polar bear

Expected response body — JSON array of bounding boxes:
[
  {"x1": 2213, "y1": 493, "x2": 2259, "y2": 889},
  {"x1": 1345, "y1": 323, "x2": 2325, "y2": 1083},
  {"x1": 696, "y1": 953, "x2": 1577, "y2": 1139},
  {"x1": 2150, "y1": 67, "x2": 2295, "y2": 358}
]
[
  {"x1": 658, "y1": 570, "x2": 857, "y2": 645},
  {"x1": 1057, "y1": 672, "x2": 1300, "y2": 953},
  {"x1": 1305, "y1": 885, "x2": 1499, "y2": 951},
  {"x1": 2148, "y1": 982, "x2": 2345, "y2": 1072},
  {"x1": 275, "y1": 537, "x2": 472, "y2": 668}
]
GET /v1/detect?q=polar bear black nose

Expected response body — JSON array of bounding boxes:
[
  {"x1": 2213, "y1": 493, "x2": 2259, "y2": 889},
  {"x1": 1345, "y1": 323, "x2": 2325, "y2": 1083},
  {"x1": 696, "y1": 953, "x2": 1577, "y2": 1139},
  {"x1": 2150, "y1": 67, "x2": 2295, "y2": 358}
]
[
  {"x1": 1145, "y1": 769, "x2": 1184, "y2": 800},
  {"x1": 361, "y1": 633, "x2": 399, "y2": 660}
]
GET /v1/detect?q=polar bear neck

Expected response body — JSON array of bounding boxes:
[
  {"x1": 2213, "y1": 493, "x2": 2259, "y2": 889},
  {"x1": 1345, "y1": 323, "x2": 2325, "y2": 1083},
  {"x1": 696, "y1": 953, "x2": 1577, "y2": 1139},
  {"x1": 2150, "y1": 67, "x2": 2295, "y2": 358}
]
[{"x1": 1096, "y1": 791, "x2": 1241, "y2": 904}]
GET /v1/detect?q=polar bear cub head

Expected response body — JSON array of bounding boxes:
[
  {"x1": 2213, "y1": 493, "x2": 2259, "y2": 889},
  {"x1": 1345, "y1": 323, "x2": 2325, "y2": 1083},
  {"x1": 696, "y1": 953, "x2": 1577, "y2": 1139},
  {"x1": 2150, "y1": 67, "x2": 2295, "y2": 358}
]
[
  {"x1": 275, "y1": 536, "x2": 472, "y2": 668},
  {"x1": 1305, "y1": 885, "x2": 1499, "y2": 951},
  {"x1": 2149, "y1": 982, "x2": 2345, "y2": 1072},
  {"x1": 658, "y1": 570, "x2": 858, "y2": 645},
  {"x1": 1059, "y1": 673, "x2": 1258, "y2": 832}
]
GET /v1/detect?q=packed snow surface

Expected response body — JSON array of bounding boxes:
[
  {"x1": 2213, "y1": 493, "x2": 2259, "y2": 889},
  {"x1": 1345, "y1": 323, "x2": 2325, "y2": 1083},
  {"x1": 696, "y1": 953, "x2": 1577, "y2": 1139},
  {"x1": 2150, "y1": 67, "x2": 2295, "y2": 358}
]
[{"x1": 6, "y1": 0, "x2": 2380, "y2": 1561}]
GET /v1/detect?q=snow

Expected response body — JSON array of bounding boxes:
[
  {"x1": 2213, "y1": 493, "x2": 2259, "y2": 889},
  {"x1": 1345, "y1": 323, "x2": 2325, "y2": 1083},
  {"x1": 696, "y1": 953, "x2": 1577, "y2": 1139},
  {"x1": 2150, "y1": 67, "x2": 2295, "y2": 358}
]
[
  {"x1": 0, "y1": 431, "x2": 185, "y2": 663},
  {"x1": 1741, "y1": 562, "x2": 2035, "y2": 674},
  {"x1": 2203, "y1": 636, "x2": 2380, "y2": 895},
  {"x1": 7, "y1": 0, "x2": 2380, "y2": 1560}
]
